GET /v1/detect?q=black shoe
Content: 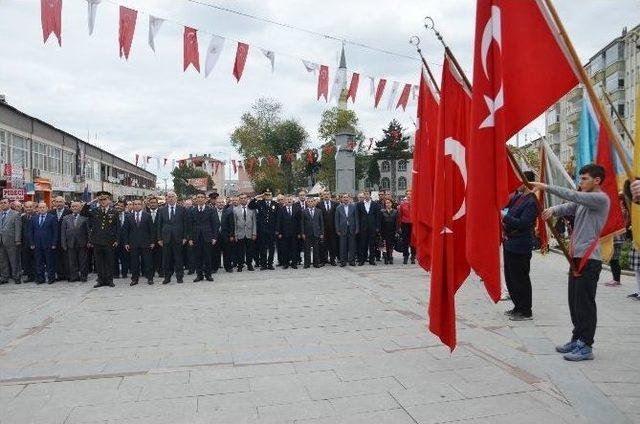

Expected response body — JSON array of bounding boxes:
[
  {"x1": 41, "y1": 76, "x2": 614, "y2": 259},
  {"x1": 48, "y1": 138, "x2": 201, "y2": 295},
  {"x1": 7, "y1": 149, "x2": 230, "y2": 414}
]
[
  {"x1": 411, "y1": 258, "x2": 416, "y2": 264},
  {"x1": 357, "y1": 262, "x2": 365, "y2": 266},
  {"x1": 369, "y1": 261, "x2": 376, "y2": 266},
  {"x1": 205, "y1": 275, "x2": 213, "y2": 281},
  {"x1": 260, "y1": 266, "x2": 267, "y2": 271},
  {"x1": 403, "y1": 257, "x2": 408, "y2": 264},
  {"x1": 48, "y1": 280, "x2": 55, "y2": 285},
  {"x1": 0, "y1": 280, "x2": 8, "y2": 285},
  {"x1": 107, "y1": 282, "x2": 115, "y2": 287},
  {"x1": 247, "y1": 266, "x2": 254, "y2": 271},
  {"x1": 340, "y1": 262, "x2": 346, "y2": 267},
  {"x1": 389, "y1": 258, "x2": 394, "y2": 264},
  {"x1": 162, "y1": 279, "x2": 170, "y2": 284},
  {"x1": 304, "y1": 265, "x2": 310, "y2": 269},
  {"x1": 193, "y1": 276, "x2": 204, "y2": 282},
  {"x1": 330, "y1": 261, "x2": 337, "y2": 266},
  {"x1": 291, "y1": 265, "x2": 298, "y2": 269},
  {"x1": 130, "y1": 280, "x2": 138, "y2": 286},
  {"x1": 349, "y1": 261, "x2": 356, "y2": 266},
  {"x1": 177, "y1": 279, "x2": 184, "y2": 284},
  {"x1": 267, "y1": 265, "x2": 275, "y2": 270},
  {"x1": 237, "y1": 267, "x2": 243, "y2": 272},
  {"x1": 147, "y1": 280, "x2": 154, "y2": 285},
  {"x1": 509, "y1": 312, "x2": 533, "y2": 321},
  {"x1": 504, "y1": 308, "x2": 517, "y2": 316},
  {"x1": 313, "y1": 264, "x2": 320, "y2": 268},
  {"x1": 225, "y1": 268, "x2": 233, "y2": 273}
]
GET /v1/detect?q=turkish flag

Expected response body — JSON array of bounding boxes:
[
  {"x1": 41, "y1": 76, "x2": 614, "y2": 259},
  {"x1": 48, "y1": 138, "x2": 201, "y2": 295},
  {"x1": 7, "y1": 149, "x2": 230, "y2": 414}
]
[
  {"x1": 41, "y1": 0, "x2": 62, "y2": 46},
  {"x1": 317, "y1": 65, "x2": 329, "y2": 101},
  {"x1": 233, "y1": 42, "x2": 250, "y2": 82},
  {"x1": 595, "y1": 120, "x2": 625, "y2": 241},
  {"x1": 347, "y1": 73, "x2": 359, "y2": 103},
  {"x1": 396, "y1": 83, "x2": 412, "y2": 111},
  {"x1": 466, "y1": 0, "x2": 579, "y2": 302},
  {"x1": 428, "y1": 55, "x2": 472, "y2": 351},
  {"x1": 119, "y1": 6, "x2": 137, "y2": 60},
  {"x1": 183, "y1": 26, "x2": 200, "y2": 72},
  {"x1": 374, "y1": 79, "x2": 386, "y2": 108},
  {"x1": 411, "y1": 71, "x2": 440, "y2": 271}
]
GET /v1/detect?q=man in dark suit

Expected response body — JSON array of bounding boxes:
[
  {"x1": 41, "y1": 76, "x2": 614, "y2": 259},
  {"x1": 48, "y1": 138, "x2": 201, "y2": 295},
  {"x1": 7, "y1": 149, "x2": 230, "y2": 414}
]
[
  {"x1": 147, "y1": 196, "x2": 163, "y2": 278},
  {"x1": 318, "y1": 191, "x2": 338, "y2": 266},
  {"x1": 21, "y1": 201, "x2": 36, "y2": 282},
  {"x1": 30, "y1": 202, "x2": 58, "y2": 284},
  {"x1": 48, "y1": 196, "x2": 71, "y2": 281},
  {"x1": 335, "y1": 194, "x2": 359, "y2": 266},
  {"x1": 220, "y1": 198, "x2": 236, "y2": 272},
  {"x1": 276, "y1": 196, "x2": 300, "y2": 269},
  {"x1": 301, "y1": 197, "x2": 324, "y2": 268},
  {"x1": 356, "y1": 190, "x2": 381, "y2": 266},
  {"x1": 211, "y1": 198, "x2": 230, "y2": 273},
  {"x1": 248, "y1": 190, "x2": 278, "y2": 270},
  {"x1": 113, "y1": 200, "x2": 130, "y2": 279},
  {"x1": 85, "y1": 192, "x2": 118, "y2": 288},
  {"x1": 182, "y1": 198, "x2": 195, "y2": 275},
  {"x1": 157, "y1": 191, "x2": 187, "y2": 284},
  {"x1": 189, "y1": 193, "x2": 218, "y2": 282},
  {"x1": 125, "y1": 199, "x2": 155, "y2": 285},
  {"x1": 60, "y1": 201, "x2": 90, "y2": 282},
  {"x1": 293, "y1": 190, "x2": 308, "y2": 265}
]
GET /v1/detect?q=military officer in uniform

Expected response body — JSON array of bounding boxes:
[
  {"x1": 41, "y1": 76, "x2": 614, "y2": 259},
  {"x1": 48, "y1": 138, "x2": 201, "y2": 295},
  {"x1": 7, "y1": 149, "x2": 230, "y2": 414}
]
[
  {"x1": 85, "y1": 191, "x2": 118, "y2": 288},
  {"x1": 248, "y1": 190, "x2": 279, "y2": 270}
]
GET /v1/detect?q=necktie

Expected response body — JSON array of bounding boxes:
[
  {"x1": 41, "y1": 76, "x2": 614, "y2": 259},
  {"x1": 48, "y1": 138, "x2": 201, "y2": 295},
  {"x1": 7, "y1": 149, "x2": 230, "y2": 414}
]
[
  {"x1": 39, "y1": 215, "x2": 44, "y2": 226},
  {"x1": 1, "y1": 211, "x2": 6, "y2": 228},
  {"x1": 326, "y1": 201, "x2": 330, "y2": 210},
  {"x1": 136, "y1": 212, "x2": 140, "y2": 224},
  {"x1": 170, "y1": 207, "x2": 174, "y2": 220},
  {"x1": 151, "y1": 211, "x2": 156, "y2": 222},
  {"x1": 243, "y1": 207, "x2": 246, "y2": 221},
  {"x1": 73, "y1": 213, "x2": 78, "y2": 226},
  {"x1": 288, "y1": 206, "x2": 291, "y2": 216},
  {"x1": 310, "y1": 208, "x2": 314, "y2": 218}
]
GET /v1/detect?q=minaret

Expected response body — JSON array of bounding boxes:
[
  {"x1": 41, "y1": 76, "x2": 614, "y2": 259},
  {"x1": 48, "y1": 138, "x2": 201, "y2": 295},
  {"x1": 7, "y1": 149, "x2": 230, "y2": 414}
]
[{"x1": 337, "y1": 44, "x2": 349, "y2": 110}]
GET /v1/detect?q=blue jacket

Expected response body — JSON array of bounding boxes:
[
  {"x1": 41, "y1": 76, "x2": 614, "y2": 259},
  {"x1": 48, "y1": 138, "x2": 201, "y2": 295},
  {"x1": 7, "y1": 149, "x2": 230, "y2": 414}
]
[
  {"x1": 30, "y1": 213, "x2": 58, "y2": 249},
  {"x1": 502, "y1": 193, "x2": 538, "y2": 255}
]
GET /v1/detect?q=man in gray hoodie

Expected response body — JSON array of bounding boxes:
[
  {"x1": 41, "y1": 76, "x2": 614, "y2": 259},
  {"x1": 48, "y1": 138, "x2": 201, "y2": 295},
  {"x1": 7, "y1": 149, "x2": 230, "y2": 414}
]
[{"x1": 531, "y1": 164, "x2": 610, "y2": 361}]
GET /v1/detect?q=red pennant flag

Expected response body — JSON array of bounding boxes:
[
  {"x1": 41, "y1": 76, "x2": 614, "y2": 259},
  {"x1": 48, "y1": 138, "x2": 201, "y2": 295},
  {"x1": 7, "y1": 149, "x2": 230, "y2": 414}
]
[
  {"x1": 231, "y1": 159, "x2": 237, "y2": 174},
  {"x1": 183, "y1": 26, "x2": 200, "y2": 72},
  {"x1": 233, "y1": 42, "x2": 249, "y2": 82},
  {"x1": 40, "y1": 0, "x2": 62, "y2": 46},
  {"x1": 396, "y1": 83, "x2": 412, "y2": 111},
  {"x1": 428, "y1": 55, "x2": 472, "y2": 351},
  {"x1": 347, "y1": 73, "x2": 359, "y2": 103},
  {"x1": 317, "y1": 65, "x2": 329, "y2": 101},
  {"x1": 118, "y1": 6, "x2": 137, "y2": 60},
  {"x1": 412, "y1": 71, "x2": 440, "y2": 271},
  {"x1": 374, "y1": 79, "x2": 387, "y2": 108},
  {"x1": 466, "y1": 0, "x2": 579, "y2": 302}
]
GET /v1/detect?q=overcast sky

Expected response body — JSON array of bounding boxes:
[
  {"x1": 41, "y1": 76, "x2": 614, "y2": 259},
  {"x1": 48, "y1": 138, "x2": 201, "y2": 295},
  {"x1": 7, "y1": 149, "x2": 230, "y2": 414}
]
[{"x1": 0, "y1": 0, "x2": 638, "y2": 183}]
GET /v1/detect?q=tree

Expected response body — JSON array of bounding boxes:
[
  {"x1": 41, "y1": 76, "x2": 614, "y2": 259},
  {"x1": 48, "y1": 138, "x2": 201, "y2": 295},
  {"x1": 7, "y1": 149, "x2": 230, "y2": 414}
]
[
  {"x1": 372, "y1": 120, "x2": 412, "y2": 195},
  {"x1": 367, "y1": 159, "x2": 381, "y2": 187},
  {"x1": 231, "y1": 98, "x2": 308, "y2": 193},
  {"x1": 171, "y1": 165, "x2": 213, "y2": 198}
]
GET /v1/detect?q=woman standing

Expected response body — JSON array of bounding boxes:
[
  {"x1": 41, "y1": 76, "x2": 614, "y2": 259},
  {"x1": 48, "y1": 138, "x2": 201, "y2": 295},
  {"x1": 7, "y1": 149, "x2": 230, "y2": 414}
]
[{"x1": 380, "y1": 199, "x2": 398, "y2": 264}]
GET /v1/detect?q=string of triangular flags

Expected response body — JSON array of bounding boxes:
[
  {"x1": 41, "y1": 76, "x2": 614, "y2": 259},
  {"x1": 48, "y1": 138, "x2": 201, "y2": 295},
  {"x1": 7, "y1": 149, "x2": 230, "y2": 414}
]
[{"x1": 37, "y1": 0, "x2": 419, "y2": 110}]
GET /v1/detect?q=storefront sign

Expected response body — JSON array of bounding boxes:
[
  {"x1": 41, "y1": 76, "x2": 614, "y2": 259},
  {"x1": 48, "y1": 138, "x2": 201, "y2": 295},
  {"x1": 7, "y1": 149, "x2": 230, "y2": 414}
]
[
  {"x1": 187, "y1": 178, "x2": 208, "y2": 191},
  {"x1": 2, "y1": 188, "x2": 25, "y2": 201}
]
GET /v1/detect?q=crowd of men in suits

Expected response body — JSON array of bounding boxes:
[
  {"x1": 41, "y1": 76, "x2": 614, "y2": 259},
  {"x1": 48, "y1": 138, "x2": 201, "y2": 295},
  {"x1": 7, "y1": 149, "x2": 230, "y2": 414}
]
[{"x1": 0, "y1": 188, "x2": 415, "y2": 288}]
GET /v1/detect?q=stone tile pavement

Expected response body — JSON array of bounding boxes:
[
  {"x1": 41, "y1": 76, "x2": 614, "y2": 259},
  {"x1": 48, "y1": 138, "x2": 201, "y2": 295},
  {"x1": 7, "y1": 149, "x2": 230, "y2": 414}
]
[{"x1": 0, "y1": 252, "x2": 638, "y2": 423}]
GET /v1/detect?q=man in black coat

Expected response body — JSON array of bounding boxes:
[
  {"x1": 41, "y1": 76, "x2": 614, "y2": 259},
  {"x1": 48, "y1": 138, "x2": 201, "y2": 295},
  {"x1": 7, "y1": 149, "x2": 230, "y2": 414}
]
[
  {"x1": 211, "y1": 197, "x2": 233, "y2": 273},
  {"x1": 21, "y1": 201, "x2": 36, "y2": 282},
  {"x1": 219, "y1": 197, "x2": 237, "y2": 272},
  {"x1": 248, "y1": 190, "x2": 278, "y2": 270},
  {"x1": 189, "y1": 193, "x2": 219, "y2": 282},
  {"x1": 113, "y1": 200, "x2": 130, "y2": 278},
  {"x1": 301, "y1": 197, "x2": 324, "y2": 268},
  {"x1": 85, "y1": 192, "x2": 118, "y2": 288},
  {"x1": 276, "y1": 196, "x2": 300, "y2": 269},
  {"x1": 356, "y1": 190, "x2": 381, "y2": 265},
  {"x1": 317, "y1": 191, "x2": 338, "y2": 266},
  {"x1": 125, "y1": 199, "x2": 155, "y2": 285},
  {"x1": 48, "y1": 195, "x2": 71, "y2": 281},
  {"x1": 146, "y1": 196, "x2": 163, "y2": 278},
  {"x1": 293, "y1": 190, "x2": 308, "y2": 265},
  {"x1": 156, "y1": 191, "x2": 187, "y2": 284}
]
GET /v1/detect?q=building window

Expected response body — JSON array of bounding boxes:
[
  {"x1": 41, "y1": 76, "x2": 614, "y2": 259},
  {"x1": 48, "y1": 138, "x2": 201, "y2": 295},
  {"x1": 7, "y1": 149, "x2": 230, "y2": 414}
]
[
  {"x1": 381, "y1": 177, "x2": 390, "y2": 190},
  {"x1": 397, "y1": 160, "x2": 407, "y2": 172},
  {"x1": 32, "y1": 141, "x2": 46, "y2": 170},
  {"x1": 48, "y1": 146, "x2": 62, "y2": 174},
  {"x1": 84, "y1": 158, "x2": 94, "y2": 180},
  {"x1": 398, "y1": 176, "x2": 407, "y2": 190},
  {"x1": 0, "y1": 131, "x2": 6, "y2": 164},
  {"x1": 10, "y1": 134, "x2": 29, "y2": 169},
  {"x1": 381, "y1": 161, "x2": 390, "y2": 172},
  {"x1": 62, "y1": 151, "x2": 75, "y2": 176}
]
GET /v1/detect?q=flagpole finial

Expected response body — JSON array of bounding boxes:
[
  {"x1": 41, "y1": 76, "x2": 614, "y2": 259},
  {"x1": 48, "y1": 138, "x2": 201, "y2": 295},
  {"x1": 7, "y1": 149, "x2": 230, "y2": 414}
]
[
  {"x1": 409, "y1": 35, "x2": 420, "y2": 47},
  {"x1": 424, "y1": 16, "x2": 446, "y2": 50}
]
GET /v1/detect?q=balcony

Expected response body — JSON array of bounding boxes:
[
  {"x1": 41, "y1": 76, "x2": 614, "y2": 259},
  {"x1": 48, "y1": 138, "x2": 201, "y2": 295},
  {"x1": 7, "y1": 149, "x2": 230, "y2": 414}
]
[
  {"x1": 547, "y1": 122, "x2": 560, "y2": 133},
  {"x1": 566, "y1": 86, "x2": 583, "y2": 102}
]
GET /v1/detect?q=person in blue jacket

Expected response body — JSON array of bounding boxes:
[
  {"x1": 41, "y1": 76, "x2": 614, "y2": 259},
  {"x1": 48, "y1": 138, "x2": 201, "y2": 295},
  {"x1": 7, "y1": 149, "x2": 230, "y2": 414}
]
[
  {"x1": 502, "y1": 170, "x2": 539, "y2": 321},
  {"x1": 30, "y1": 201, "x2": 58, "y2": 284}
]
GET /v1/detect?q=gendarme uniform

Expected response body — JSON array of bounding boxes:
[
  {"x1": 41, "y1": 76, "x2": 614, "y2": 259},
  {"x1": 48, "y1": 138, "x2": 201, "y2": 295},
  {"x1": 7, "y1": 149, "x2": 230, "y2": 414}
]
[{"x1": 87, "y1": 194, "x2": 118, "y2": 286}]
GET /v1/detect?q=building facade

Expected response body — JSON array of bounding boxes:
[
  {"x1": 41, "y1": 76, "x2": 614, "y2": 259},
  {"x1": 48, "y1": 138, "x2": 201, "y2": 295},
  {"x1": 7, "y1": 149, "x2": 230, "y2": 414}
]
[
  {"x1": 545, "y1": 24, "x2": 639, "y2": 166},
  {"x1": 177, "y1": 154, "x2": 225, "y2": 192},
  {"x1": 0, "y1": 99, "x2": 156, "y2": 204}
]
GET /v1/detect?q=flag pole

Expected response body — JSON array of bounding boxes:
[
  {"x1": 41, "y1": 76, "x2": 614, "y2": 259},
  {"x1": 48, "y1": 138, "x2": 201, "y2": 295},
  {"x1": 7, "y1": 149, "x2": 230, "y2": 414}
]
[
  {"x1": 424, "y1": 16, "x2": 576, "y2": 272},
  {"x1": 603, "y1": 91, "x2": 634, "y2": 146},
  {"x1": 542, "y1": 0, "x2": 633, "y2": 180},
  {"x1": 409, "y1": 36, "x2": 440, "y2": 95}
]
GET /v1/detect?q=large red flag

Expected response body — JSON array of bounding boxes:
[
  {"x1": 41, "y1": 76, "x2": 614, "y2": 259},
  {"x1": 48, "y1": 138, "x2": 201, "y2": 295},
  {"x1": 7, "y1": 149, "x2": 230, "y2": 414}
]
[
  {"x1": 233, "y1": 42, "x2": 250, "y2": 82},
  {"x1": 41, "y1": 0, "x2": 62, "y2": 46},
  {"x1": 411, "y1": 71, "x2": 440, "y2": 271},
  {"x1": 118, "y1": 6, "x2": 137, "y2": 60},
  {"x1": 183, "y1": 27, "x2": 200, "y2": 72},
  {"x1": 428, "y1": 56, "x2": 472, "y2": 351},
  {"x1": 317, "y1": 65, "x2": 329, "y2": 101},
  {"x1": 466, "y1": 0, "x2": 579, "y2": 302}
]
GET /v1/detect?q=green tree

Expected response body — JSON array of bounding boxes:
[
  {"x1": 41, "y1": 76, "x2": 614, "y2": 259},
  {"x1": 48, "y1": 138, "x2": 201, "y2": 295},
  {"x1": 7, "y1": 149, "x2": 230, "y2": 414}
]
[
  {"x1": 171, "y1": 165, "x2": 213, "y2": 198},
  {"x1": 367, "y1": 158, "x2": 381, "y2": 187},
  {"x1": 231, "y1": 98, "x2": 308, "y2": 193},
  {"x1": 373, "y1": 120, "x2": 412, "y2": 194}
]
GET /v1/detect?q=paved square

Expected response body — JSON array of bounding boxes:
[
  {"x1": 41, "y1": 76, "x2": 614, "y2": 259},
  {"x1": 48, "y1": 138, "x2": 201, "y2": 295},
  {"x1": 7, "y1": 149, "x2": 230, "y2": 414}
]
[{"x1": 1, "y1": 252, "x2": 638, "y2": 423}]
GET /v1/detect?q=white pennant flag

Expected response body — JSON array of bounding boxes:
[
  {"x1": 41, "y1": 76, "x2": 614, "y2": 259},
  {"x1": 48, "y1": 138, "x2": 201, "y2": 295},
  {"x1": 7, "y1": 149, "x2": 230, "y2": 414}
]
[
  {"x1": 261, "y1": 49, "x2": 275, "y2": 73},
  {"x1": 386, "y1": 81, "x2": 400, "y2": 111},
  {"x1": 368, "y1": 76, "x2": 375, "y2": 96},
  {"x1": 171, "y1": 159, "x2": 176, "y2": 169},
  {"x1": 86, "y1": 0, "x2": 101, "y2": 36},
  {"x1": 302, "y1": 60, "x2": 318, "y2": 75},
  {"x1": 205, "y1": 34, "x2": 225, "y2": 78},
  {"x1": 412, "y1": 84, "x2": 419, "y2": 101},
  {"x1": 329, "y1": 66, "x2": 347, "y2": 103},
  {"x1": 156, "y1": 158, "x2": 160, "y2": 170},
  {"x1": 148, "y1": 15, "x2": 165, "y2": 53}
]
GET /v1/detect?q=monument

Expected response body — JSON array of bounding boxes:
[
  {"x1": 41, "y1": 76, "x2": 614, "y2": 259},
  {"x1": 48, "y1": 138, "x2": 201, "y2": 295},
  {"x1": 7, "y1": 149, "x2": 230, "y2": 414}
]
[{"x1": 334, "y1": 46, "x2": 356, "y2": 195}]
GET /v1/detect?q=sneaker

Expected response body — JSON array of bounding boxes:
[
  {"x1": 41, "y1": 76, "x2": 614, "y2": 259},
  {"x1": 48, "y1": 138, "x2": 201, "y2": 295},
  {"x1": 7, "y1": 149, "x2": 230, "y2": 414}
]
[
  {"x1": 627, "y1": 293, "x2": 639, "y2": 298},
  {"x1": 563, "y1": 341, "x2": 594, "y2": 361},
  {"x1": 555, "y1": 340, "x2": 578, "y2": 354},
  {"x1": 509, "y1": 312, "x2": 533, "y2": 321},
  {"x1": 604, "y1": 280, "x2": 621, "y2": 287},
  {"x1": 504, "y1": 308, "x2": 517, "y2": 316}
]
